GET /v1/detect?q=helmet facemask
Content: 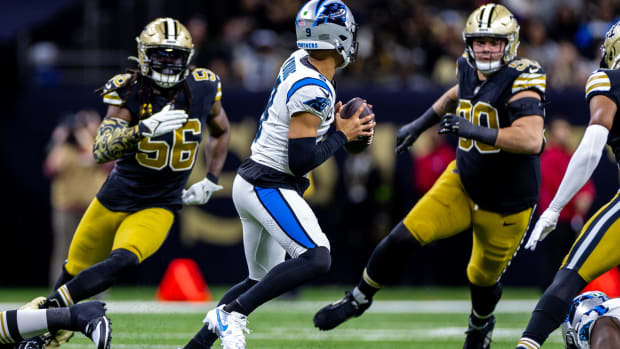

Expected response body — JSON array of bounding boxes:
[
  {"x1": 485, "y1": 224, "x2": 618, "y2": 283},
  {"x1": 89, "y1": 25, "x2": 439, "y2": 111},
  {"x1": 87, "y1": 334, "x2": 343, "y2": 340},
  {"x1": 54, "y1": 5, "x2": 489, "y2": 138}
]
[
  {"x1": 136, "y1": 18, "x2": 194, "y2": 89},
  {"x1": 600, "y1": 21, "x2": 620, "y2": 70},
  {"x1": 465, "y1": 36, "x2": 512, "y2": 75}
]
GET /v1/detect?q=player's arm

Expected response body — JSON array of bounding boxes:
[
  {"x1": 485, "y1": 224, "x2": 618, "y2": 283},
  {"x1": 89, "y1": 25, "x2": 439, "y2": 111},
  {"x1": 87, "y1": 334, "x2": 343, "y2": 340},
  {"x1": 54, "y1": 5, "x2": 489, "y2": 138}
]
[
  {"x1": 92, "y1": 105, "x2": 139, "y2": 164},
  {"x1": 93, "y1": 104, "x2": 188, "y2": 164},
  {"x1": 181, "y1": 100, "x2": 229, "y2": 206},
  {"x1": 395, "y1": 84, "x2": 458, "y2": 153},
  {"x1": 288, "y1": 102, "x2": 374, "y2": 176},
  {"x1": 204, "y1": 100, "x2": 230, "y2": 180},
  {"x1": 494, "y1": 90, "x2": 545, "y2": 154},
  {"x1": 525, "y1": 94, "x2": 615, "y2": 250}
]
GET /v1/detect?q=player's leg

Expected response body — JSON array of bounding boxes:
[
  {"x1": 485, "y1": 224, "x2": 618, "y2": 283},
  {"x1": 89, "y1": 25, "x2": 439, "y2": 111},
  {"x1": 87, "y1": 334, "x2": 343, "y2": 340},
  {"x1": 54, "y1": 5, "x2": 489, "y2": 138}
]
[
  {"x1": 48, "y1": 204, "x2": 173, "y2": 308},
  {"x1": 0, "y1": 302, "x2": 110, "y2": 348},
  {"x1": 465, "y1": 205, "x2": 533, "y2": 349},
  {"x1": 183, "y1": 213, "x2": 265, "y2": 349},
  {"x1": 517, "y1": 192, "x2": 620, "y2": 349},
  {"x1": 591, "y1": 316, "x2": 620, "y2": 349},
  {"x1": 314, "y1": 160, "x2": 473, "y2": 330}
]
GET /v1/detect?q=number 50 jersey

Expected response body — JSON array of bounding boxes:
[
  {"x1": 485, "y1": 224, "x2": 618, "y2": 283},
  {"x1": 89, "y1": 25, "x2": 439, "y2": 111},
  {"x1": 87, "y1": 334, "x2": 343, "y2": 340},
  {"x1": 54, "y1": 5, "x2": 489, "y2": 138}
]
[
  {"x1": 97, "y1": 68, "x2": 222, "y2": 212},
  {"x1": 455, "y1": 56, "x2": 546, "y2": 214}
]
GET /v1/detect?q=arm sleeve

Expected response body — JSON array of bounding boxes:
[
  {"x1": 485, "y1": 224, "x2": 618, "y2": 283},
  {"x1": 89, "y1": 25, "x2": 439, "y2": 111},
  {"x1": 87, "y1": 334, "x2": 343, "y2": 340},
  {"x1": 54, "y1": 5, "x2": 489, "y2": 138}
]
[
  {"x1": 92, "y1": 117, "x2": 141, "y2": 164},
  {"x1": 288, "y1": 131, "x2": 348, "y2": 176},
  {"x1": 548, "y1": 124, "x2": 609, "y2": 212}
]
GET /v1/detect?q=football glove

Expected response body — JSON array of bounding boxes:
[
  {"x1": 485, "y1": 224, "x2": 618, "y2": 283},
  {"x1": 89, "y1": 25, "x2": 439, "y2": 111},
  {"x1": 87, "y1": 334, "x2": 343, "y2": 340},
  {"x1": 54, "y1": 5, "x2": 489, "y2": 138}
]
[
  {"x1": 524, "y1": 208, "x2": 560, "y2": 251},
  {"x1": 439, "y1": 113, "x2": 498, "y2": 145},
  {"x1": 139, "y1": 104, "x2": 188, "y2": 137},
  {"x1": 182, "y1": 177, "x2": 223, "y2": 205}
]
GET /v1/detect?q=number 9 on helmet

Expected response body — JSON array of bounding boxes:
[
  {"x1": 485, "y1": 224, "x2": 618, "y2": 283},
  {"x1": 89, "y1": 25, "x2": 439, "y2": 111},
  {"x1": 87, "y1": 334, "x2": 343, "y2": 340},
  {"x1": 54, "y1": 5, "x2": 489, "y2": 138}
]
[{"x1": 295, "y1": 0, "x2": 358, "y2": 69}]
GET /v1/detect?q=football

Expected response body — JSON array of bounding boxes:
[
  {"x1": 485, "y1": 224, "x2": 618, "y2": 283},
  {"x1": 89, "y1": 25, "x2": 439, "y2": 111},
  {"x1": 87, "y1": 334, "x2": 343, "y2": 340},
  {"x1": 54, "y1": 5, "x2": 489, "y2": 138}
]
[{"x1": 340, "y1": 97, "x2": 374, "y2": 154}]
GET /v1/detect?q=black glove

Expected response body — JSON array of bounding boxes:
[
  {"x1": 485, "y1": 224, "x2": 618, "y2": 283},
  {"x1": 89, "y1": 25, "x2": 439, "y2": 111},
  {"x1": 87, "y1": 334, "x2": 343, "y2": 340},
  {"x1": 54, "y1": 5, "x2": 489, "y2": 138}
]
[
  {"x1": 438, "y1": 113, "x2": 498, "y2": 145},
  {"x1": 395, "y1": 107, "x2": 440, "y2": 153}
]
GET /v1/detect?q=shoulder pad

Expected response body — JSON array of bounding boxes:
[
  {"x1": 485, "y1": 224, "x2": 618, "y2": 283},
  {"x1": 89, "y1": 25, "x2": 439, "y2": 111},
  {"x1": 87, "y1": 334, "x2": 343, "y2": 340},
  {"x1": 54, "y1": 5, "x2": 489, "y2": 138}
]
[
  {"x1": 189, "y1": 68, "x2": 222, "y2": 101},
  {"x1": 100, "y1": 73, "x2": 135, "y2": 106},
  {"x1": 508, "y1": 58, "x2": 546, "y2": 96},
  {"x1": 585, "y1": 70, "x2": 611, "y2": 99}
]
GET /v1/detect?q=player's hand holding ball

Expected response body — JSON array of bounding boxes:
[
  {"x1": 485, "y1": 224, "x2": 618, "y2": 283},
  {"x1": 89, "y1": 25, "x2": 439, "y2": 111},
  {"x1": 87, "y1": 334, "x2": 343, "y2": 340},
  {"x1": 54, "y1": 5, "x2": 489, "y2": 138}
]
[{"x1": 336, "y1": 97, "x2": 375, "y2": 154}]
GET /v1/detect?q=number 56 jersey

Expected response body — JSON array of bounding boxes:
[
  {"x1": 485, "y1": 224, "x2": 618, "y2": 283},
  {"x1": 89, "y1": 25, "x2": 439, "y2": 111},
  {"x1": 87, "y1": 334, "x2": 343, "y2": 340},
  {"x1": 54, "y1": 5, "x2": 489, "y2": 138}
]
[
  {"x1": 97, "y1": 68, "x2": 222, "y2": 212},
  {"x1": 455, "y1": 56, "x2": 546, "y2": 214}
]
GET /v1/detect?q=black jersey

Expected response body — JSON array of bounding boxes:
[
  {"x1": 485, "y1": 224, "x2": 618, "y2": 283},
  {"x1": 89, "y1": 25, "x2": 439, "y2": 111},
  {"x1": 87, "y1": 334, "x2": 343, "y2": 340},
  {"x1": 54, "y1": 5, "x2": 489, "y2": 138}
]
[
  {"x1": 96, "y1": 68, "x2": 222, "y2": 212},
  {"x1": 455, "y1": 56, "x2": 546, "y2": 214},
  {"x1": 585, "y1": 69, "x2": 620, "y2": 162}
]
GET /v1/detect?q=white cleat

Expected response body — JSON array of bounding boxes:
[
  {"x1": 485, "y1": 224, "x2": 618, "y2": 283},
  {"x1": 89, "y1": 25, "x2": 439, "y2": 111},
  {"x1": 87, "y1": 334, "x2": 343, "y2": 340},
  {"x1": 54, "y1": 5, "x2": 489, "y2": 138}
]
[
  {"x1": 204, "y1": 305, "x2": 250, "y2": 349},
  {"x1": 84, "y1": 315, "x2": 111, "y2": 349}
]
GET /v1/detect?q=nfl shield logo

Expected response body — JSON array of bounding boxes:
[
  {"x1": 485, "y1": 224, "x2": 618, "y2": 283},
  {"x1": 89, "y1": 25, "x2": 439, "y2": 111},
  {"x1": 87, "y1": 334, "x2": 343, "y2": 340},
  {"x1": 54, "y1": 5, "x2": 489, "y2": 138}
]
[{"x1": 298, "y1": 19, "x2": 305, "y2": 26}]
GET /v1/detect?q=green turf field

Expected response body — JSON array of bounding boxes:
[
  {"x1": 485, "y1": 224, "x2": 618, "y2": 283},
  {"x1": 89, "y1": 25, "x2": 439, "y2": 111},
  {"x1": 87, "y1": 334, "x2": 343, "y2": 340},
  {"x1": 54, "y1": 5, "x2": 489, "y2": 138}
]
[{"x1": 0, "y1": 286, "x2": 564, "y2": 348}]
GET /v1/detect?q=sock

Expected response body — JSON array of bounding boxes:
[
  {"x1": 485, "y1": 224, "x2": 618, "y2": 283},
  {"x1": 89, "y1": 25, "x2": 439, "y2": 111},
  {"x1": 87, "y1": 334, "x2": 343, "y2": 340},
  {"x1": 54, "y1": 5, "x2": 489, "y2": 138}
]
[
  {"x1": 184, "y1": 278, "x2": 259, "y2": 349},
  {"x1": 356, "y1": 268, "x2": 382, "y2": 301},
  {"x1": 48, "y1": 249, "x2": 139, "y2": 306},
  {"x1": 470, "y1": 282, "x2": 502, "y2": 327},
  {"x1": 0, "y1": 309, "x2": 49, "y2": 343},
  {"x1": 522, "y1": 268, "x2": 586, "y2": 345},
  {"x1": 223, "y1": 300, "x2": 249, "y2": 315},
  {"x1": 516, "y1": 337, "x2": 540, "y2": 349},
  {"x1": 235, "y1": 246, "x2": 331, "y2": 315},
  {"x1": 364, "y1": 221, "x2": 421, "y2": 287},
  {"x1": 52, "y1": 265, "x2": 74, "y2": 291}
]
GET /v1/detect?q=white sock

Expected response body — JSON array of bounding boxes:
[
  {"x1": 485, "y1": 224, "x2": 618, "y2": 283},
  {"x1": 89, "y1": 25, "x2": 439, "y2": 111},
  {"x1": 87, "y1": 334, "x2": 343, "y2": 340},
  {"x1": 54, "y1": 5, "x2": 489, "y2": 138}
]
[{"x1": 0, "y1": 309, "x2": 49, "y2": 343}]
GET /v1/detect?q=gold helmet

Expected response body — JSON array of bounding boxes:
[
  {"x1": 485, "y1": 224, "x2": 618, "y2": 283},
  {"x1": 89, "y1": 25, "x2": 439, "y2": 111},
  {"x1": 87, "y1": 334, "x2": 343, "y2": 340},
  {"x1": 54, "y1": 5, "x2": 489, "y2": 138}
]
[
  {"x1": 136, "y1": 17, "x2": 194, "y2": 88},
  {"x1": 600, "y1": 21, "x2": 620, "y2": 69},
  {"x1": 463, "y1": 4, "x2": 519, "y2": 74}
]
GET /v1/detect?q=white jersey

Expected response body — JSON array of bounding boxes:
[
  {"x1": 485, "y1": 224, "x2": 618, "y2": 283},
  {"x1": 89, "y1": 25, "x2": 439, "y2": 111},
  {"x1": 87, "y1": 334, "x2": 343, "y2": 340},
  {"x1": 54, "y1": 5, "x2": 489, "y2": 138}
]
[
  {"x1": 573, "y1": 298, "x2": 620, "y2": 349},
  {"x1": 250, "y1": 49, "x2": 336, "y2": 176}
]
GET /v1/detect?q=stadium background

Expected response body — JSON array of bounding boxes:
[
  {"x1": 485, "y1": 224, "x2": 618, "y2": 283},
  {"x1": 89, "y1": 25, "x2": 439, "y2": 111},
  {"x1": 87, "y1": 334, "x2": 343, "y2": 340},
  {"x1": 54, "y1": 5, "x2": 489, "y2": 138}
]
[{"x1": 1, "y1": 0, "x2": 619, "y2": 289}]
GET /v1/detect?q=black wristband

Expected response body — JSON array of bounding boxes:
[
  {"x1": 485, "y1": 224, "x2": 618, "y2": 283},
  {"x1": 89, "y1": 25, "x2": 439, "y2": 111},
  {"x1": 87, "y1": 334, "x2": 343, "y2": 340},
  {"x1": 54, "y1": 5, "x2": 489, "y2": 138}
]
[
  {"x1": 206, "y1": 173, "x2": 219, "y2": 184},
  {"x1": 472, "y1": 126, "x2": 499, "y2": 146},
  {"x1": 413, "y1": 107, "x2": 441, "y2": 134}
]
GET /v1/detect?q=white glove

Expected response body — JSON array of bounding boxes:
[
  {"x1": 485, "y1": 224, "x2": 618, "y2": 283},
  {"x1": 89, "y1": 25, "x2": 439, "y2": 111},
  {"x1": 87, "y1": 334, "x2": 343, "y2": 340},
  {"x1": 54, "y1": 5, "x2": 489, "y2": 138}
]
[
  {"x1": 140, "y1": 104, "x2": 188, "y2": 137},
  {"x1": 524, "y1": 209, "x2": 561, "y2": 251},
  {"x1": 182, "y1": 177, "x2": 223, "y2": 205}
]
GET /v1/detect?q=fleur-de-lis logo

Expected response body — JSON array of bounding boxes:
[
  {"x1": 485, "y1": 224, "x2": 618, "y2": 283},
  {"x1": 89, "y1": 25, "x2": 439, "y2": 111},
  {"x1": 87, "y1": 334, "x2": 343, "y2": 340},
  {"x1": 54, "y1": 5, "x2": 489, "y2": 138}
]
[
  {"x1": 607, "y1": 24, "x2": 618, "y2": 39},
  {"x1": 139, "y1": 103, "x2": 152, "y2": 118}
]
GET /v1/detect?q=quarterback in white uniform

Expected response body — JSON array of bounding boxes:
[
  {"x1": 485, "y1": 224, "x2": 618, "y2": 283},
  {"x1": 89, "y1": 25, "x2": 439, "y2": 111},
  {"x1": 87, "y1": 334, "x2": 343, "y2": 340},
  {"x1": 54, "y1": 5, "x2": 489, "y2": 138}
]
[
  {"x1": 562, "y1": 291, "x2": 620, "y2": 349},
  {"x1": 181, "y1": 1, "x2": 374, "y2": 349}
]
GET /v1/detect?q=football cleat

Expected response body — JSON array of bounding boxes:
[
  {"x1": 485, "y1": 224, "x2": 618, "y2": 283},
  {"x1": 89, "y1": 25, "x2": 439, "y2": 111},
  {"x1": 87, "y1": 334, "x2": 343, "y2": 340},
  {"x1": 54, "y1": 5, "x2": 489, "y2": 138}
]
[
  {"x1": 463, "y1": 314, "x2": 495, "y2": 349},
  {"x1": 72, "y1": 301, "x2": 112, "y2": 349},
  {"x1": 313, "y1": 291, "x2": 371, "y2": 330},
  {"x1": 204, "y1": 305, "x2": 250, "y2": 349}
]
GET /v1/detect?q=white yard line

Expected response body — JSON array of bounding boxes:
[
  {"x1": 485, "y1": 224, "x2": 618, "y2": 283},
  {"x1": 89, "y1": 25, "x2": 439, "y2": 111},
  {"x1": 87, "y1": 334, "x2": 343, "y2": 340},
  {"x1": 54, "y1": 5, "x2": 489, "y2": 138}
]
[{"x1": 0, "y1": 300, "x2": 538, "y2": 314}]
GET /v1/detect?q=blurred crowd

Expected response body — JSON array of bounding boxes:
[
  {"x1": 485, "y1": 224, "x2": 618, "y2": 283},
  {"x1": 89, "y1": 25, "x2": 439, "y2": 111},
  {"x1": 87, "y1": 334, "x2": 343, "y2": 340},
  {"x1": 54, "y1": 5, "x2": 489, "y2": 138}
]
[
  {"x1": 180, "y1": 0, "x2": 619, "y2": 91},
  {"x1": 25, "y1": 0, "x2": 620, "y2": 91}
]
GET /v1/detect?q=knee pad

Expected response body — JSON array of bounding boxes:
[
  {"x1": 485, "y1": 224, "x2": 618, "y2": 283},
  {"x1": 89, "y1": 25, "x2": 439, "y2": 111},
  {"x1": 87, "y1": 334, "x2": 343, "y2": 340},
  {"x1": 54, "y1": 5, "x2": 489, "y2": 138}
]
[{"x1": 301, "y1": 246, "x2": 331, "y2": 274}]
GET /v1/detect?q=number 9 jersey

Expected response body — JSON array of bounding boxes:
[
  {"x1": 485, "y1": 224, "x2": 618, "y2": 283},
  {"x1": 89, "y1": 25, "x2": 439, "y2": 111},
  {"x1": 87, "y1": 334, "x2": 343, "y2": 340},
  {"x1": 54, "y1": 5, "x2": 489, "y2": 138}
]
[
  {"x1": 455, "y1": 55, "x2": 546, "y2": 214},
  {"x1": 97, "y1": 68, "x2": 222, "y2": 212}
]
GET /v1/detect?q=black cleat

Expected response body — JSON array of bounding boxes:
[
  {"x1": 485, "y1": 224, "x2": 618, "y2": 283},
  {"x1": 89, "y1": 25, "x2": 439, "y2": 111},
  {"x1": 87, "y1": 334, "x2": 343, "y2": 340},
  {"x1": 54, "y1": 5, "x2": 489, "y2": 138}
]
[
  {"x1": 463, "y1": 314, "x2": 495, "y2": 349},
  {"x1": 313, "y1": 291, "x2": 371, "y2": 331}
]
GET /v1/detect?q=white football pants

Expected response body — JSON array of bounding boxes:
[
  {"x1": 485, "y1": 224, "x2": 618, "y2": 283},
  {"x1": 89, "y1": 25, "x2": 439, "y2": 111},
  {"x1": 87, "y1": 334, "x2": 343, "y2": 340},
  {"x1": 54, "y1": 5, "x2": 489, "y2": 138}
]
[{"x1": 232, "y1": 174, "x2": 330, "y2": 281}]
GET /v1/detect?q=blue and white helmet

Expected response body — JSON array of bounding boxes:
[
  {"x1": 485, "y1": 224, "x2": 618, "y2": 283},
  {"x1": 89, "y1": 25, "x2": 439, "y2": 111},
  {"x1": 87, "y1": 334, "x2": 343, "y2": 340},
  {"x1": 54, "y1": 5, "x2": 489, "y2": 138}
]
[
  {"x1": 295, "y1": 0, "x2": 358, "y2": 68},
  {"x1": 562, "y1": 291, "x2": 610, "y2": 349}
]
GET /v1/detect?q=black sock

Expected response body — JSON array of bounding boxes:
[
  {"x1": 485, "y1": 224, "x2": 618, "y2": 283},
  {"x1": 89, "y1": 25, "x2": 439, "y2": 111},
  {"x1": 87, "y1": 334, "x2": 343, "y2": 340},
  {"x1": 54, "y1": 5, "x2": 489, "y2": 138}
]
[
  {"x1": 48, "y1": 249, "x2": 139, "y2": 306},
  {"x1": 522, "y1": 268, "x2": 587, "y2": 344},
  {"x1": 361, "y1": 222, "x2": 421, "y2": 298},
  {"x1": 470, "y1": 282, "x2": 502, "y2": 326},
  {"x1": 184, "y1": 278, "x2": 259, "y2": 349},
  {"x1": 46, "y1": 308, "x2": 73, "y2": 332},
  {"x1": 52, "y1": 265, "x2": 74, "y2": 291},
  {"x1": 235, "y1": 246, "x2": 331, "y2": 315}
]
